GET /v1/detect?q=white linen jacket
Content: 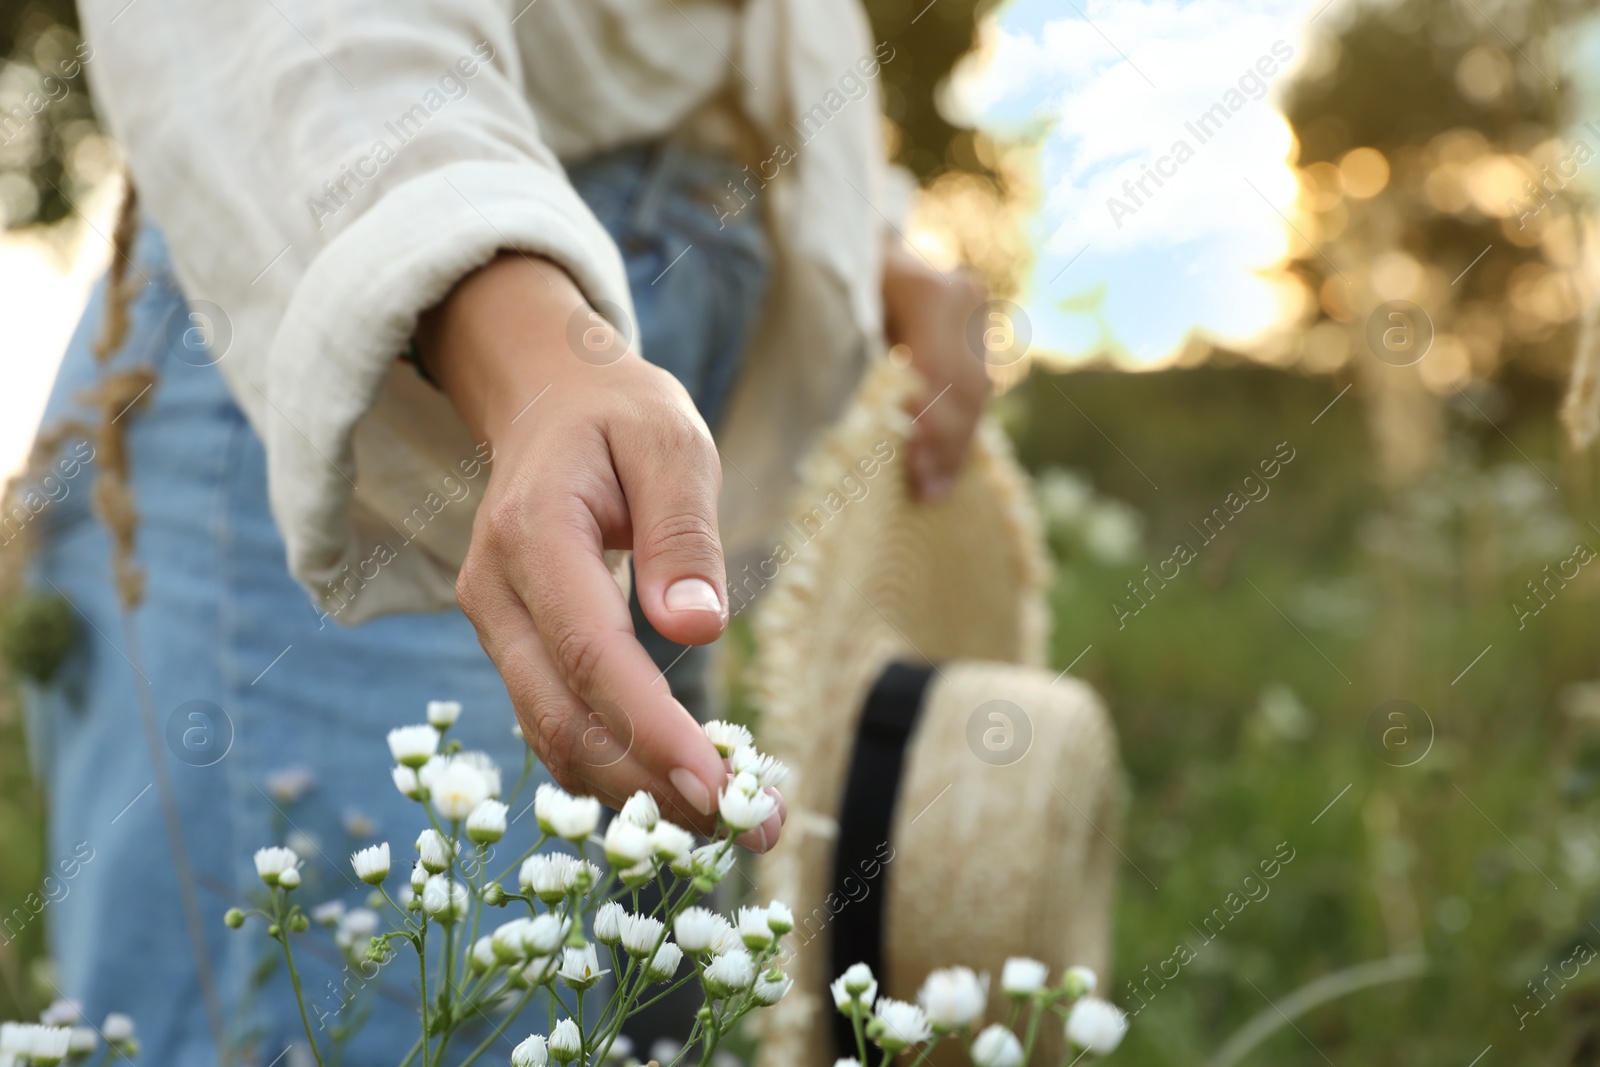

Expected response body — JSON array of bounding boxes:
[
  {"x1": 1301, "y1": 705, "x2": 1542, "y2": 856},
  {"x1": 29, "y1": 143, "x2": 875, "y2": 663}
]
[{"x1": 80, "y1": 0, "x2": 894, "y2": 622}]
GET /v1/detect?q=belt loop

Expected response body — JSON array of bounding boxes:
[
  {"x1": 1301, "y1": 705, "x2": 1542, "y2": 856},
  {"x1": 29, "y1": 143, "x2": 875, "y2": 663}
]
[{"x1": 629, "y1": 141, "x2": 684, "y2": 234}]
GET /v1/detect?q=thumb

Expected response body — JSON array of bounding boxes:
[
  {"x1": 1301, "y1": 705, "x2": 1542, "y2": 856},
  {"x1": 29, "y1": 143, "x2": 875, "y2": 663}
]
[{"x1": 616, "y1": 414, "x2": 729, "y2": 647}]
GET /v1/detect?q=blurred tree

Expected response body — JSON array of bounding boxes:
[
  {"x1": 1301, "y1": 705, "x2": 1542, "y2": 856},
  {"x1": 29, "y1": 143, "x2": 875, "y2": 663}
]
[
  {"x1": 0, "y1": 1, "x2": 999, "y2": 231},
  {"x1": 0, "y1": 0, "x2": 98, "y2": 228},
  {"x1": 1273, "y1": 0, "x2": 1595, "y2": 483}
]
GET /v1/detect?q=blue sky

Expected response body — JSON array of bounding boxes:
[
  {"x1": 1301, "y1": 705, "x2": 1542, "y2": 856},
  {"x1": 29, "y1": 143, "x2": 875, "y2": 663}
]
[{"x1": 947, "y1": 0, "x2": 1326, "y2": 366}]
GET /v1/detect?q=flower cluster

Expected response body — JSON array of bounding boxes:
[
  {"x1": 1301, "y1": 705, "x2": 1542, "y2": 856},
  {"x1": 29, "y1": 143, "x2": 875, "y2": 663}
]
[
  {"x1": 229, "y1": 705, "x2": 793, "y2": 1067},
  {"x1": 0, "y1": 1000, "x2": 137, "y2": 1066},
  {"x1": 830, "y1": 958, "x2": 1127, "y2": 1066}
]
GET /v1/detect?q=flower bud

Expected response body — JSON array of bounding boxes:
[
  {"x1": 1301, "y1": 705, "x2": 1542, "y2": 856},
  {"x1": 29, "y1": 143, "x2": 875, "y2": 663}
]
[
  {"x1": 387, "y1": 724, "x2": 440, "y2": 768},
  {"x1": 549, "y1": 1019, "x2": 582, "y2": 1062},
  {"x1": 1063, "y1": 965, "x2": 1097, "y2": 998},
  {"x1": 427, "y1": 700, "x2": 462, "y2": 730},
  {"x1": 766, "y1": 900, "x2": 795, "y2": 936},
  {"x1": 512, "y1": 1035, "x2": 549, "y2": 1067},
  {"x1": 417, "y1": 829, "x2": 455, "y2": 873},
  {"x1": 594, "y1": 902, "x2": 626, "y2": 946},
  {"x1": 352, "y1": 843, "x2": 391, "y2": 885},
  {"x1": 467, "y1": 800, "x2": 509, "y2": 844},
  {"x1": 224, "y1": 909, "x2": 245, "y2": 929}
]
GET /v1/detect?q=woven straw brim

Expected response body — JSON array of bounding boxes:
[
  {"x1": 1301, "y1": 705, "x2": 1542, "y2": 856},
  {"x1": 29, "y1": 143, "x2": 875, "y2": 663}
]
[
  {"x1": 884, "y1": 662, "x2": 1121, "y2": 1067},
  {"x1": 749, "y1": 361, "x2": 1122, "y2": 1067}
]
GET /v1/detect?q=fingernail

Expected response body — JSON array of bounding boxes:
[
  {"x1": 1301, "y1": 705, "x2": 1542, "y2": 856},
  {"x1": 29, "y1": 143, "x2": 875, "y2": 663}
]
[
  {"x1": 735, "y1": 823, "x2": 771, "y2": 853},
  {"x1": 670, "y1": 767, "x2": 715, "y2": 816},
  {"x1": 665, "y1": 577, "x2": 723, "y2": 615}
]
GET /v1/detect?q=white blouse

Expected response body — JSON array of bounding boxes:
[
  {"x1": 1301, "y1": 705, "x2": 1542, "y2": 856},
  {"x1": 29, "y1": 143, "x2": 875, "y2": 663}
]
[{"x1": 79, "y1": 0, "x2": 893, "y2": 622}]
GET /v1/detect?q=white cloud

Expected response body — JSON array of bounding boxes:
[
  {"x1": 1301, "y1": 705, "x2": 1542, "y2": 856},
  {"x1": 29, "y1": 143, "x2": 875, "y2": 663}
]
[{"x1": 949, "y1": 0, "x2": 1324, "y2": 364}]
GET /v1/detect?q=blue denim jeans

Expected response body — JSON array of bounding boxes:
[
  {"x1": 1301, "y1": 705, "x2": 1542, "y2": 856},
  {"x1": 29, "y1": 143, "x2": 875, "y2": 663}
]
[{"x1": 20, "y1": 143, "x2": 767, "y2": 1066}]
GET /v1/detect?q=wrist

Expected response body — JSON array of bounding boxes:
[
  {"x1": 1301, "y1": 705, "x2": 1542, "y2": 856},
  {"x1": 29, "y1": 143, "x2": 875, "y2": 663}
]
[{"x1": 416, "y1": 253, "x2": 607, "y2": 443}]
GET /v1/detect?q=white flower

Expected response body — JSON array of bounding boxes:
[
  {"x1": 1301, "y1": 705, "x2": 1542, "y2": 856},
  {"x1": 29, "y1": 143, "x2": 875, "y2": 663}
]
[
  {"x1": 703, "y1": 948, "x2": 756, "y2": 993},
  {"x1": 1064, "y1": 965, "x2": 1097, "y2": 998},
  {"x1": 493, "y1": 919, "x2": 533, "y2": 962},
  {"x1": 471, "y1": 936, "x2": 499, "y2": 974},
  {"x1": 708, "y1": 921, "x2": 743, "y2": 956},
  {"x1": 39, "y1": 1000, "x2": 80, "y2": 1026},
  {"x1": 253, "y1": 846, "x2": 300, "y2": 887},
  {"x1": 387, "y1": 724, "x2": 440, "y2": 768},
  {"x1": 520, "y1": 853, "x2": 593, "y2": 903},
  {"x1": 101, "y1": 1015, "x2": 135, "y2": 1044},
  {"x1": 421, "y1": 876, "x2": 468, "y2": 923},
  {"x1": 620, "y1": 913, "x2": 665, "y2": 957},
  {"x1": 335, "y1": 909, "x2": 379, "y2": 962},
  {"x1": 68, "y1": 1027, "x2": 98, "y2": 1055},
  {"x1": 392, "y1": 764, "x2": 423, "y2": 800},
  {"x1": 730, "y1": 747, "x2": 790, "y2": 790},
  {"x1": 411, "y1": 860, "x2": 428, "y2": 893},
  {"x1": 523, "y1": 914, "x2": 569, "y2": 956},
  {"x1": 416, "y1": 829, "x2": 457, "y2": 873},
  {"x1": 12, "y1": 1024, "x2": 73, "y2": 1064},
  {"x1": 453, "y1": 750, "x2": 504, "y2": 798},
  {"x1": 604, "y1": 819, "x2": 653, "y2": 867},
  {"x1": 277, "y1": 867, "x2": 302, "y2": 889},
  {"x1": 1001, "y1": 957, "x2": 1049, "y2": 996},
  {"x1": 868, "y1": 999, "x2": 931, "y2": 1052},
  {"x1": 266, "y1": 765, "x2": 316, "y2": 804},
  {"x1": 311, "y1": 900, "x2": 347, "y2": 926},
  {"x1": 595, "y1": 902, "x2": 627, "y2": 945},
  {"x1": 766, "y1": 900, "x2": 794, "y2": 935},
  {"x1": 619, "y1": 792, "x2": 660, "y2": 829},
  {"x1": 512, "y1": 1034, "x2": 549, "y2": 1067},
  {"x1": 559, "y1": 944, "x2": 608, "y2": 990},
  {"x1": 535, "y1": 783, "x2": 603, "y2": 841},
  {"x1": 286, "y1": 829, "x2": 319, "y2": 860},
  {"x1": 467, "y1": 800, "x2": 509, "y2": 843},
  {"x1": 429, "y1": 760, "x2": 493, "y2": 821},
  {"x1": 971, "y1": 1025, "x2": 1023, "y2": 1067},
  {"x1": 646, "y1": 941, "x2": 684, "y2": 982},
  {"x1": 351, "y1": 842, "x2": 391, "y2": 884},
  {"x1": 832, "y1": 963, "x2": 878, "y2": 1009},
  {"x1": 717, "y1": 783, "x2": 778, "y2": 833},
  {"x1": 522, "y1": 955, "x2": 560, "y2": 986},
  {"x1": 917, "y1": 967, "x2": 989, "y2": 1032},
  {"x1": 649, "y1": 821, "x2": 695, "y2": 865},
  {"x1": 753, "y1": 967, "x2": 793, "y2": 1005},
  {"x1": 703, "y1": 720, "x2": 753, "y2": 757},
  {"x1": 549, "y1": 1019, "x2": 583, "y2": 1062},
  {"x1": 673, "y1": 907, "x2": 723, "y2": 954},
  {"x1": 1064, "y1": 998, "x2": 1128, "y2": 1055},
  {"x1": 427, "y1": 700, "x2": 463, "y2": 729},
  {"x1": 690, "y1": 843, "x2": 736, "y2": 882},
  {"x1": 834, "y1": 1060, "x2": 862, "y2": 1067},
  {"x1": 737, "y1": 906, "x2": 774, "y2": 950}
]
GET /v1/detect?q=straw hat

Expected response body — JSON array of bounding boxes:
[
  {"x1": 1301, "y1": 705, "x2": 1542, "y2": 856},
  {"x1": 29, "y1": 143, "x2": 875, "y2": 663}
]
[{"x1": 750, "y1": 360, "x2": 1123, "y2": 1067}]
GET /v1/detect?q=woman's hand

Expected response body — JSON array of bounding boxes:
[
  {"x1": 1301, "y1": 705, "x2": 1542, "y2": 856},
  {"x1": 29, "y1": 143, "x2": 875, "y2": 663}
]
[
  {"x1": 417, "y1": 252, "x2": 784, "y2": 850},
  {"x1": 881, "y1": 240, "x2": 993, "y2": 501}
]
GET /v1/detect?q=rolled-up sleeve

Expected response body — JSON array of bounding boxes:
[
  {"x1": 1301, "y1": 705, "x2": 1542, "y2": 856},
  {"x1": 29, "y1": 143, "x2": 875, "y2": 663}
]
[{"x1": 79, "y1": 0, "x2": 633, "y2": 621}]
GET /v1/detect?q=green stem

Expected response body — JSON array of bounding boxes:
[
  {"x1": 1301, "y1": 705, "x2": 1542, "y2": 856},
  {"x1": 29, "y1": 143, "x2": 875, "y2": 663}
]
[
  {"x1": 457, "y1": 985, "x2": 538, "y2": 1067},
  {"x1": 395, "y1": 1035, "x2": 424, "y2": 1067},
  {"x1": 274, "y1": 895, "x2": 329, "y2": 1067},
  {"x1": 905, "y1": 1039, "x2": 939, "y2": 1067},
  {"x1": 852, "y1": 1005, "x2": 870, "y2": 1065},
  {"x1": 1021, "y1": 996, "x2": 1049, "y2": 1066},
  {"x1": 417, "y1": 925, "x2": 431, "y2": 1067}
]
